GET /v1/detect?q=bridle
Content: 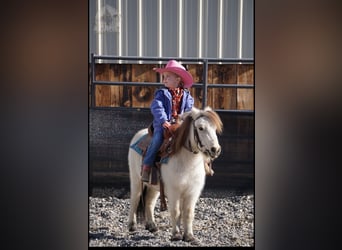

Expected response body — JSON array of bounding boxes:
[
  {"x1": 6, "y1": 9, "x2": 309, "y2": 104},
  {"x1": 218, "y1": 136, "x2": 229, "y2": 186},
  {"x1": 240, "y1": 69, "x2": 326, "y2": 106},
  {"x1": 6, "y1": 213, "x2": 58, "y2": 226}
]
[{"x1": 185, "y1": 115, "x2": 208, "y2": 155}]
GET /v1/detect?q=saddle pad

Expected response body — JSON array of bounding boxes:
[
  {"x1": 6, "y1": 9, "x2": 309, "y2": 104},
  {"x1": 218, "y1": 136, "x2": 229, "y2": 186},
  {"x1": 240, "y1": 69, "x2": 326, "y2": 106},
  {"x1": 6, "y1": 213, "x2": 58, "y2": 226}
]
[
  {"x1": 129, "y1": 133, "x2": 150, "y2": 156},
  {"x1": 130, "y1": 133, "x2": 170, "y2": 163}
]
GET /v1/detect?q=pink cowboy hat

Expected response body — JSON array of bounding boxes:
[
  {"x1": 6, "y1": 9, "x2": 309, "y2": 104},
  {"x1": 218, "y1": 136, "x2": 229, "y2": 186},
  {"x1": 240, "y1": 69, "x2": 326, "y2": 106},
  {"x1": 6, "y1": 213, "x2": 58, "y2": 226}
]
[{"x1": 153, "y1": 60, "x2": 193, "y2": 88}]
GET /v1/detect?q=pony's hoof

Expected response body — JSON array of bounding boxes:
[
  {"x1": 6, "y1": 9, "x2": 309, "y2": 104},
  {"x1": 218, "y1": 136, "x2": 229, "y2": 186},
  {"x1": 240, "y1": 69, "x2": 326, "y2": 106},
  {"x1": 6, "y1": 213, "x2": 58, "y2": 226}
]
[
  {"x1": 171, "y1": 233, "x2": 183, "y2": 241},
  {"x1": 128, "y1": 222, "x2": 137, "y2": 232},
  {"x1": 190, "y1": 238, "x2": 201, "y2": 245},
  {"x1": 183, "y1": 234, "x2": 200, "y2": 245},
  {"x1": 145, "y1": 222, "x2": 158, "y2": 232}
]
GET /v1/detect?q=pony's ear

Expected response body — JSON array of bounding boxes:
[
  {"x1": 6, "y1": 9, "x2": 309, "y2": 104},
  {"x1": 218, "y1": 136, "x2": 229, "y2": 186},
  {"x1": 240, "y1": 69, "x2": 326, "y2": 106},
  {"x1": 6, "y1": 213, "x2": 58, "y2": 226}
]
[
  {"x1": 204, "y1": 106, "x2": 213, "y2": 112},
  {"x1": 180, "y1": 110, "x2": 192, "y2": 121},
  {"x1": 181, "y1": 107, "x2": 205, "y2": 121},
  {"x1": 189, "y1": 106, "x2": 202, "y2": 120}
]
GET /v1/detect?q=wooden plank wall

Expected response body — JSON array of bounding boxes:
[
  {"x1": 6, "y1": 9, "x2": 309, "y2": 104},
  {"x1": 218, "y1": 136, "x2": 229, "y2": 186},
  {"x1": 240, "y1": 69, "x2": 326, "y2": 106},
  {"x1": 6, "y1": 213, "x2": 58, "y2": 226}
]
[{"x1": 91, "y1": 63, "x2": 254, "y2": 110}]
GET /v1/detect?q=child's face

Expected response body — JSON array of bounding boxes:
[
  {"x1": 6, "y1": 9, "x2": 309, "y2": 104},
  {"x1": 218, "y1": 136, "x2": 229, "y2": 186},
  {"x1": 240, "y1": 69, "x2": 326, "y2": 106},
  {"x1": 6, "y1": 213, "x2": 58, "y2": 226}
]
[{"x1": 162, "y1": 72, "x2": 181, "y2": 89}]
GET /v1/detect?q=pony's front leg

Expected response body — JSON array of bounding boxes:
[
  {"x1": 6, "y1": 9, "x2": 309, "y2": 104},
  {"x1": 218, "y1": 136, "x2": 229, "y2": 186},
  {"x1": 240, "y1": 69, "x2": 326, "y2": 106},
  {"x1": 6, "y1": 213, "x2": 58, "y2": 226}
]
[
  {"x1": 182, "y1": 196, "x2": 200, "y2": 244},
  {"x1": 144, "y1": 186, "x2": 159, "y2": 232},
  {"x1": 168, "y1": 198, "x2": 182, "y2": 241}
]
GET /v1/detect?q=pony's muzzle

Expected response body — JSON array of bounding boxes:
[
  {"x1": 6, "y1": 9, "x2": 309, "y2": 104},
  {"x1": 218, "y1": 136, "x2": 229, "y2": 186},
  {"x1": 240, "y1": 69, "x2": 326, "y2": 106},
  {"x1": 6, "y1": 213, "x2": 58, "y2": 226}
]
[{"x1": 210, "y1": 146, "x2": 221, "y2": 158}]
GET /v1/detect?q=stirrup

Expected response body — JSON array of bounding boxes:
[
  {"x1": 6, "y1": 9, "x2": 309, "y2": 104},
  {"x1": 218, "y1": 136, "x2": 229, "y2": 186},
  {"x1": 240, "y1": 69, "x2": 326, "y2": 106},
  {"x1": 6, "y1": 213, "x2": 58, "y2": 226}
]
[{"x1": 141, "y1": 168, "x2": 150, "y2": 182}]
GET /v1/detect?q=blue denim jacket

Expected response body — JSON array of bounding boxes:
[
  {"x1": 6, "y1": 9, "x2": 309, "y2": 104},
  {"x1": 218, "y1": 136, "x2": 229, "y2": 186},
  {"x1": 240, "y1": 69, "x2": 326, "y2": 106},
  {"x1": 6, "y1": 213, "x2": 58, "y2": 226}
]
[{"x1": 151, "y1": 87, "x2": 194, "y2": 132}]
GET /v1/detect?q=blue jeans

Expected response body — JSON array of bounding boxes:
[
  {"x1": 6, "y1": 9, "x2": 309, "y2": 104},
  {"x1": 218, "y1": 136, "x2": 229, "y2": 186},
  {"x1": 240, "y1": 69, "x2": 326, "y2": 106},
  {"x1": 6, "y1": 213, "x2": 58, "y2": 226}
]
[{"x1": 143, "y1": 129, "x2": 164, "y2": 167}]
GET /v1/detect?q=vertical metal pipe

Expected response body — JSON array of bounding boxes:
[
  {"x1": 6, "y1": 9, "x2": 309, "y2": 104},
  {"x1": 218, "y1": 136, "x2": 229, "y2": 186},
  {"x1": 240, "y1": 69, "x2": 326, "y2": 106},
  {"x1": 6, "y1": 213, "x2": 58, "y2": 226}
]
[
  {"x1": 97, "y1": 0, "x2": 103, "y2": 62},
  {"x1": 238, "y1": 0, "x2": 244, "y2": 59},
  {"x1": 202, "y1": 59, "x2": 208, "y2": 109},
  {"x1": 138, "y1": 0, "x2": 143, "y2": 63},
  {"x1": 198, "y1": 0, "x2": 203, "y2": 58},
  {"x1": 91, "y1": 53, "x2": 96, "y2": 107},
  {"x1": 158, "y1": 0, "x2": 163, "y2": 64},
  {"x1": 217, "y1": 0, "x2": 223, "y2": 59},
  {"x1": 118, "y1": 0, "x2": 122, "y2": 63},
  {"x1": 178, "y1": 0, "x2": 183, "y2": 58}
]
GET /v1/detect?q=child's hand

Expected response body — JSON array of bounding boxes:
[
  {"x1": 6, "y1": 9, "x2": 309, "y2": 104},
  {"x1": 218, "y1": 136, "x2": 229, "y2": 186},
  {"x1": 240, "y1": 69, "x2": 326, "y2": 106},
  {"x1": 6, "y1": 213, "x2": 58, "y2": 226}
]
[{"x1": 162, "y1": 121, "x2": 171, "y2": 129}]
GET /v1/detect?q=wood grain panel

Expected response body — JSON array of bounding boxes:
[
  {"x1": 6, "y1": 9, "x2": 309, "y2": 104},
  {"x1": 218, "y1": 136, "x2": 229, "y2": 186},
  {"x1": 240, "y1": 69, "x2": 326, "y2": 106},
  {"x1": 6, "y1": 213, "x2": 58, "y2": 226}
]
[
  {"x1": 131, "y1": 64, "x2": 157, "y2": 108},
  {"x1": 187, "y1": 64, "x2": 203, "y2": 109},
  {"x1": 237, "y1": 64, "x2": 254, "y2": 110},
  {"x1": 91, "y1": 63, "x2": 254, "y2": 110}
]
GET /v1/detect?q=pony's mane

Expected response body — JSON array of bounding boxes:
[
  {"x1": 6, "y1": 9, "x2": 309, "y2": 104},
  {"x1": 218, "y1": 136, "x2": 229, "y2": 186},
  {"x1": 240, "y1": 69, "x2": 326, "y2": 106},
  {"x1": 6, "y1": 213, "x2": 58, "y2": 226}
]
[
  {"x1": 203, "y1": 108, "x2": 223, "y2": 134},
  {"x1": 171, "y1": 115, "x2": 193, "y2": 155},
  {"x1": 171, "y1": 108, "x2": 223, "y2": 155}
]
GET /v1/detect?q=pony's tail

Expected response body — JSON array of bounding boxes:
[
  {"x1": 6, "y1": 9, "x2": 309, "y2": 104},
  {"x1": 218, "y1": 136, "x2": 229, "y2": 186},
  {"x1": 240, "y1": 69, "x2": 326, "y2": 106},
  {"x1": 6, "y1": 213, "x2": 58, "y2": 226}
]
[{"x1": 137, "y1": 185, "x2": 147, "y2": 224}]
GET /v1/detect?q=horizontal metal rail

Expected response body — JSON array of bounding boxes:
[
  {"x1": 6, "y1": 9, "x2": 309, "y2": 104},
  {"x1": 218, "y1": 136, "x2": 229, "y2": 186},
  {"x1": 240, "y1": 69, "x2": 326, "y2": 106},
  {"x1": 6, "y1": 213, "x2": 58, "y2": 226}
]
[
  {"x1": 90, "y1": 54, "x2": 254, "y2": 113},
  {"x1": 92, "y1": 81, "x2": 253, "y2": 89},
  {"x1": 92, "y1": 55, "x2": 254, "y2": 64}
]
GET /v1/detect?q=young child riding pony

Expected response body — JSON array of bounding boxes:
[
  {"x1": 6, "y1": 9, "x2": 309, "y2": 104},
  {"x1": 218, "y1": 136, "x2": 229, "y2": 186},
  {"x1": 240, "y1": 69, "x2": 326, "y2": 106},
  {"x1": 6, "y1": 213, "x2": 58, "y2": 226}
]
[{"x1": 141, "y1": 60, "x2": 194, "y2": 182}]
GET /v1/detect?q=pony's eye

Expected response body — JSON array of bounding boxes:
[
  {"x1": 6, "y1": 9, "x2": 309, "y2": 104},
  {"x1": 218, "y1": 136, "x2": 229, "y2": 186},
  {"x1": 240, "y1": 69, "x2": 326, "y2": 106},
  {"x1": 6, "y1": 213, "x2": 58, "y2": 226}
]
[{"x1": 198, "y1": 127, "x2": 204, "y2": 131}]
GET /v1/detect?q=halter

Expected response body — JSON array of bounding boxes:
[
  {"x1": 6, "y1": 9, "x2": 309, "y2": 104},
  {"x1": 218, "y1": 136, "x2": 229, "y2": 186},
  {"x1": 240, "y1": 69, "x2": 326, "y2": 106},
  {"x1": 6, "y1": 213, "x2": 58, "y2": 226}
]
[{"x1": 184, "y1": 116, "x2": 204, "y2": 155}]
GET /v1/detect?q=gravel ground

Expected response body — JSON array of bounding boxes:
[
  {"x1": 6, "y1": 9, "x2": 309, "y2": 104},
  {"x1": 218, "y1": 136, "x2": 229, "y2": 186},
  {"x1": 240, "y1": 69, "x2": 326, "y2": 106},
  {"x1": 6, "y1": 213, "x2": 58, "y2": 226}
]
[{"x1": 89, "y1": 187, "x2": 254, "y2": 247}]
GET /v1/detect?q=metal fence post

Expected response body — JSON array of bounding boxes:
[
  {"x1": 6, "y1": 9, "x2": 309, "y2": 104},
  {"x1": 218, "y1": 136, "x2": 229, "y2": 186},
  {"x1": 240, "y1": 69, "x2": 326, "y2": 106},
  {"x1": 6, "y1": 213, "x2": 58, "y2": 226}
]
[
  {"x1": 202, "y1": 59, "x2": 208, "y2": 109},
  {"x1": 91, "y1": 53, "x2": 95, "y2": 107}
]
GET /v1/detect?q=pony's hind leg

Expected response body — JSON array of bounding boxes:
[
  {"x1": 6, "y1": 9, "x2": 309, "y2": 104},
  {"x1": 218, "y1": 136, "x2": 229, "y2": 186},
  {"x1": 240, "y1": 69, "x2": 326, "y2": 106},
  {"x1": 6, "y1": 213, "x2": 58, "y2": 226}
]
[
  {"x1": 128, "y1": 178, "x2": 142, "y2": 231},
  {"x1": 144, "y1": 186, "x2": 159, "y2": 232}
]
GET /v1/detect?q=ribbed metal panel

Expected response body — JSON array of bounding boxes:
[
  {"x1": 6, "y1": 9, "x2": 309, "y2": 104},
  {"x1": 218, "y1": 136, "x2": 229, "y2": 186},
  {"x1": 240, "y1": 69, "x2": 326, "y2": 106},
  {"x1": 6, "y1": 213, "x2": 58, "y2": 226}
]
[{"x1": 89, "y1": 0, "x2": 254, "y2": 62}]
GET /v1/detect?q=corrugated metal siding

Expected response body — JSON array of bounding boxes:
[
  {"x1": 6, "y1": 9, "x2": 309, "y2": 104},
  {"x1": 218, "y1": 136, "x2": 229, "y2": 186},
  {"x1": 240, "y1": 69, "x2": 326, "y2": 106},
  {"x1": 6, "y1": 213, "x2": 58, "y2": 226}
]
[{"x1": 89, "y1": 0, "x2": 254, "y2": 61}]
